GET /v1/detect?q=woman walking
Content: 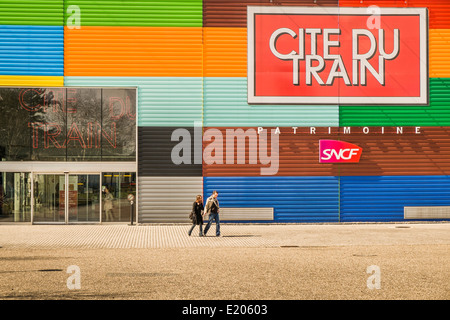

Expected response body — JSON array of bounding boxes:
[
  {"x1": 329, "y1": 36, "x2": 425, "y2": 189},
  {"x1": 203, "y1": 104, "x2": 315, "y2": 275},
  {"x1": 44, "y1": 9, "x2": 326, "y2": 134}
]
[
  {"x1": 103, "y1": 186, "x2": 114, "y2": 222},
  {"x1": 188, "y1": 195, "x2": 204, "y2": 236}
]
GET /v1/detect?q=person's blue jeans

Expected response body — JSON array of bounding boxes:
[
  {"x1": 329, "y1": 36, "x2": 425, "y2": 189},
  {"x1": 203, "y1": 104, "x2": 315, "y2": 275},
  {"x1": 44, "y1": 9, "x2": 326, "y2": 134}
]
[{"x1": 204, "y1": 212, "x2": 220, "y2": 236}]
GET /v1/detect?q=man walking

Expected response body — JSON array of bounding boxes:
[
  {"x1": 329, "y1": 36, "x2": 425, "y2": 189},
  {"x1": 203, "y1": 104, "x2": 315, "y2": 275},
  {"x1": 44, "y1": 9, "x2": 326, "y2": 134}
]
[{"x1": 203, "y1": 190, "x2": 220, "y2": 237}]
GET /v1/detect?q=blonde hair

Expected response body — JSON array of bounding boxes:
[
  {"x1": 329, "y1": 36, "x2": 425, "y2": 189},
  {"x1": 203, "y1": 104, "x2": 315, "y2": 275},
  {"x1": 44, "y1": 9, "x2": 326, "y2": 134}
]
[{"x1": 196, "y1": 195, "x2": 202, "y2": 202}]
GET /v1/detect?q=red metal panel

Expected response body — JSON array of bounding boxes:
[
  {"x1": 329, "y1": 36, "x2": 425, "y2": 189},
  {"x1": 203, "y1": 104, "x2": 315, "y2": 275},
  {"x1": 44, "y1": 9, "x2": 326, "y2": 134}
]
[
  {"x1": 339, "y1": 0, "x2": 450, "y2": 29},
  {"x1": 202, "y1": 127, "x2": 340, "y2": 177},
  {"x1": 202, "y1": 127, "x2": 450, "y2": 177},
  {"x1": 203, "y1": 0, "x2": 339, "y2": 27},
  {"x1": 338, "y1": 126, "x2": 450, "y2": 176}
]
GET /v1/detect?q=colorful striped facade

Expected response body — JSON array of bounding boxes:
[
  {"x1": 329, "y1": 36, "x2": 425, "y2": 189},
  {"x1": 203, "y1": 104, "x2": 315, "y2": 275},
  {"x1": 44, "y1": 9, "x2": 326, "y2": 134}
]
[{"x1": 1, "y1": 0, "x2": 450, "y2": 223}]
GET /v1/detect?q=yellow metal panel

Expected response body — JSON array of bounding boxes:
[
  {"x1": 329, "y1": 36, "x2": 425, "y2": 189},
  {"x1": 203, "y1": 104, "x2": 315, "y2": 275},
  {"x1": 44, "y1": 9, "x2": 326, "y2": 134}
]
[{"x1": 0, "y1": 75, "x2": 64, "y2": 86}]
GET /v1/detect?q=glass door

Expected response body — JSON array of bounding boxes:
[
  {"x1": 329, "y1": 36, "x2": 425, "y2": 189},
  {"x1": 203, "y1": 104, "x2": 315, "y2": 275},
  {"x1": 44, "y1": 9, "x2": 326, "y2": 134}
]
[
  {"x1": 68, "y1": 174, "x2": 100, "y2": 223},
  {"x1": 33, "y1": 174, "x2": 65, "y2": 223},
  {"x1": 33, "y1": 173, "x2": 100, "y2": 224}
]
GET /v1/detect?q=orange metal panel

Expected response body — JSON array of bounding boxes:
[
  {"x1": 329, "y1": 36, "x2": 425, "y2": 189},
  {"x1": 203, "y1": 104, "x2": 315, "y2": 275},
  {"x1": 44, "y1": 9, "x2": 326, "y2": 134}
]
[
  {"x1": 64, "y1": 26, "x2": 203, "y2": 77},
  {"x1": 203, "y1": 27, "x2": 247, "y2": 77},
  {"x1": 429, "y1": 29, "x2": 450, "y2": 78},
  {"x1": 204, "y1": 27, "x2": 448, "y2": 79}
]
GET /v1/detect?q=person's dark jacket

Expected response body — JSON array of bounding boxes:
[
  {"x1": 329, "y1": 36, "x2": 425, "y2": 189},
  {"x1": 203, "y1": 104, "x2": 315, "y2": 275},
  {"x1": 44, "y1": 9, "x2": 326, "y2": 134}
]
[{"x1": 191, "y1": 201, "x2": 204, "y2": 225}]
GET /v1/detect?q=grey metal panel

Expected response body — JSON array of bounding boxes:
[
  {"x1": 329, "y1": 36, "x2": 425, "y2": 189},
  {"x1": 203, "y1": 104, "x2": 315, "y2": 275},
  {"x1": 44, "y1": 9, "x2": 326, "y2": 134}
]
[
  {"x1": 404, "y1": 206, "x2": 450, "y2": 219},
  {"x1": 220, "y1": 208, "x2": 273, "y2": 221},
  {"x1": 138, "y1": 127, "x2": 202, "y2": 177},
  {"x1": 138, "y1": 176, "x2": 203, "y2": 223}
]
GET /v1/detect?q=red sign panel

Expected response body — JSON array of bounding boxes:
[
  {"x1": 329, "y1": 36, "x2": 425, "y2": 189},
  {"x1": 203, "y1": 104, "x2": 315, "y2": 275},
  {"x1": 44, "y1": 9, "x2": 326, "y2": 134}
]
[
  {"x1": 319, "y1": 140, "x2": 362, "y2": 163},
  {"x1": 247, "y1": 7, "x2": 428, "y2": 105}
]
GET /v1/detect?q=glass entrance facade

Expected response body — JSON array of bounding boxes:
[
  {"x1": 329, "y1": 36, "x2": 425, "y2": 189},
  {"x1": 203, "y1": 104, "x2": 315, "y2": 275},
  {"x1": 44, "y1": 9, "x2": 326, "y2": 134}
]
[
  {"x1": 0, "y1": 172, "x2": 31, "y2": 222},
  {"x1": 102, "y1": 172, "x2": 136, "y2": 223},
  {"x1": 0, "y1": 86, "x2": 137, "y2": 224},
  {"x1": 33, "y1": 173, "x2": 102, "y2": 223},
  {"x1": 0, "y1": 171, "x2": 135, "y2": 224}
]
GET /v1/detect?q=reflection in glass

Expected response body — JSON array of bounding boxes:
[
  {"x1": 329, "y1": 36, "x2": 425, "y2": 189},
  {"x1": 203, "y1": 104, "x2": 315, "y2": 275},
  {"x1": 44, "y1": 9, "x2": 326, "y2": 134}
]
[
  {"x1": 33, "y1": 174, "x2": 65, "y2": 223},
  {"x1": 102, "y1": 172, "x2": 136, "y2": 222},
  {"x1": 0, "y1": 88, "x2": 32, "y2": 161},
  {"x1": 66, "y1": 89, "x2": 102, "y2": 161},
  {"x1": 102, "y1": 89, "x2": 136, "y2": 161},
  {"x1": 68, "y1": 174, "x2": 100, "y2": 222},
  {"x1": 30, "y1": 88, "x2": 67, "y2": 161},
  {"x1": 0, "y1": 172, "x2": 31, "y2": 222},
  {"x1": 0, "y1": 87, "x2": 136, "y2": 162}
]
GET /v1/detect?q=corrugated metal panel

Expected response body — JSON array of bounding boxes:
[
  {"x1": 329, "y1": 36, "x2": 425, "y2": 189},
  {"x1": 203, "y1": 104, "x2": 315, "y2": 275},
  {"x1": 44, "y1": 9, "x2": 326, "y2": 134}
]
[
  {"x1": 340, "y1": 175, "x2": 450, "y2": 222},
  {"x1": 430, "y1": 29, "x2": 450, "y2": 78},
  {"x1": 138, "y1": 127, "x2": 202, "y2": 177},
  {"x1": 64, "y1": 26, "x2": 203, "y2": 77},
  {"x1": 64, "y1": 0, "x2": 202, "y2": 27},
  {"x1": 204, "y1": 176, "x2": 339, "y2": 222},
  {"x1": 64, "y1": 76, "x2": 203, "y2": 127},
  {"x1": 202, "y1": 127, "x2": 340, "y2": 176},
  {"x1": 338, "y1": 127, "x2": 450, "y2": 176},
  {"x1": 219, "y1": 207, "x2": 274, "y2": 221},
  {"x1": 0, "y1": 75, "x2": 63, "y2": 86},
  {"x1": 339, "y1": 0, "x2": 450, "y2": 29},
  {"x1": 203, "y1": 0, "x2": 339, "y2": 27},
  {"x1": 138, "y1": 176, "x2": 203, "y2": 223},
  {"x1": 203, "y1": 23, "x2": 449, "y2": 79},
  {"x1": 0, "y1": 25, "x2": 63, "y2": 76},
  {"x1": 404, "y1": 206, "x2": 450, "y2": 219},
  {"x1": 203, "y1": 126, "x2": 450, "y2": 177},
  {"x1": 203, "y1": 77, "x2": 339, "y2": 127},
  {"x1": 203, "y1": 27, "x2": 246, "y2": 77},
  {"x1": 339, "y1": 78, "x2": 450, "y2": 126},
  {"x1": 0, "y1": 0, "x2": 63, "y2": 26}
]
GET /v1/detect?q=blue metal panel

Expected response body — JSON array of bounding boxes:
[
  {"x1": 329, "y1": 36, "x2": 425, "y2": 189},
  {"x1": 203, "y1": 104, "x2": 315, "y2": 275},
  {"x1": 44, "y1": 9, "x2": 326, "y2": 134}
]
[
  {"x1": 204, "y1": 176, "x2": 339, "y2": 223},
  {"x1": 340, "y1": 176, "x2": 450, "y2": 222},
  {"x1": 0, "y1": 25, "x2": 63, "y2": 76}
]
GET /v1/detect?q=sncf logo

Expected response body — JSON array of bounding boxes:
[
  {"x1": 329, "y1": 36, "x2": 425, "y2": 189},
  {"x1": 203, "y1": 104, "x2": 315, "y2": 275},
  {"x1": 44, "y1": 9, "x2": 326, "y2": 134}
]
[{"x1": 319, "y1": 140, "x2": 362, "y2": 163}]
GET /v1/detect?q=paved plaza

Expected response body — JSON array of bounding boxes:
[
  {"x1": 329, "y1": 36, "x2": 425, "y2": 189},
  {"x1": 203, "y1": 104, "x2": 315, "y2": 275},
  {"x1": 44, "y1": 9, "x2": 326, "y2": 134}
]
[{"x1": 0, "y1": 222, "x2": 449, "y2": 300}]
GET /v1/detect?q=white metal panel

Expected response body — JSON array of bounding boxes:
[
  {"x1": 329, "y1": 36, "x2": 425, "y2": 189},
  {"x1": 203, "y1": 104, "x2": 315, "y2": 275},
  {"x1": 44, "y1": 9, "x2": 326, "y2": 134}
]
[
  {"x1": 138, "y1": 176, "x2": 203, "y2": 223},
  {"x1": 404, "y1": 206, "x2": 450, "y2": 219},
  {"x1": 219, "y1": 207, "x2": 273, "y2": 221}
]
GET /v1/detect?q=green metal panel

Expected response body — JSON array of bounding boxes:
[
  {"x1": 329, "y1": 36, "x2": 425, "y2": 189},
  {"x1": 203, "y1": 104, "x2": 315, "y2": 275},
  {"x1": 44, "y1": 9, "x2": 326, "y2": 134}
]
[
  {"x1": 64, "y1": 76, "x2": 203, "y2": 127},
  {"x1": 340, "y1": 78, "x2": 450, "y2": 126},
  {"x1": 0, "y1": 0, "x2": 63, "y2": 26},
  {"x1": 203, "y1": 77, "x2": 339, "y2": 127},
  {"x1": 64, "y1": 0, "x2": 203, "y2": 27}
]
